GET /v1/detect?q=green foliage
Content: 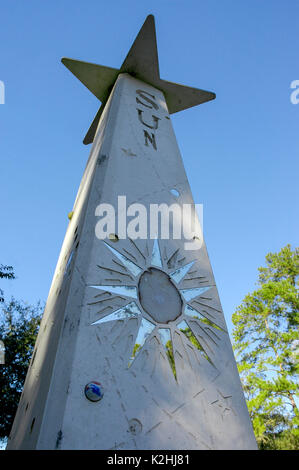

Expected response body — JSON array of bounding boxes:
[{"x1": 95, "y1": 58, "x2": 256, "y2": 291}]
[
  {"x1": 0, "y1": 298, "x2": 43, "y2": 439},
  {"x1": 132, "y1": 342, "x2": 141, "y2": 358},
  {"x1": 165, "y1": 339, "x2": 176, "y2": 380},
  {"x1": 0, "y1": 265, "x2": 15, "y2": 303},
  {"x1": 232, "y1": 245, "x2": 299, "y2": 450}
]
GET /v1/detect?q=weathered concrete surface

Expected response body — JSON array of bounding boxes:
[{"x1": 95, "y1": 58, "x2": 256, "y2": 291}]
[{"x1": 7, "y1": 74, "x2": 257, "y2": 450}]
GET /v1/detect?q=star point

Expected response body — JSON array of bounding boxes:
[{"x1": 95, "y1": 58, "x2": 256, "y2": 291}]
[{"x1": 61, "y1": 14, "x2": 216, "y2": 144}]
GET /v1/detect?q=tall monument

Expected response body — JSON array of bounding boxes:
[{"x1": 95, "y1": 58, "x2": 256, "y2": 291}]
[{"x1": 7, "y1": 16, "x2": 257, "y2": 450}]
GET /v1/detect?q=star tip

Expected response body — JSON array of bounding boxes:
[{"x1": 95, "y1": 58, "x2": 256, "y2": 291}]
[
  {"x1": 145, "y1": 13, "x2": 155, "y2": 25},
  {"x1": 61, "y1": 57, "x2": 70, "y2": 67},
  {"x1": 61, "y1": 57, "x2": 76, "y2": 67}
]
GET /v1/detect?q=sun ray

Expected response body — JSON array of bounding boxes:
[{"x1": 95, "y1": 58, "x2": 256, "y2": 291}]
[
  {"x1": 97, "y1": 264, "x2": 134, "y2": 280},
  {"x1": 103, "y1": 241, "x2": 142, "y2": 276},
  {"x1": 89, "y1": 284, "x2": 138, "y2": 298},
  {"x1": 192, "y1": 299, "x2": 222, "y2": 313},
  {"x1": 91, "y1": 301, "x2": 141, "y2": 325},
  {"x1": 123, "y1": 248, "x2": 138, "y2": 262},
  {"x1": 87, "y1": 295, "x2": 123, "y2": 306},
  {"x1": 88, "y1": 239, "x2": 222, "y2": 375},
  {"x1": 169, "y1": 261, "x2": 195, "y2": 284},
  {"x1": 180, "y1": 286, "x2": 212, "y2": 302},
  {"x1": 112, "y1": 259, "x2": 129, "y2": 271},
  {"x1": 158, "y1": 328, "x2": 177, "y2": 380},
  {"x1": 151, "y1": 238, "x2": 163, "y2": 268},
  {"x1": 177, "y1": 319, "x2": 214, "y2": 366},
  {"x1": 167, "y1": 247, "x2": 179, "y2": 269},
  {"x1": 95, "y1": 306, "x2": 113, "y2": 316},
  {"x1": 184, "y1": 304, "x2": 226, "y2": 332},
  {"x1": 198, "y1": 326, "x2": 220, "y2": 344},
  {"x1": 128, "y1": 317, "x2": 156, "y2": 366},
  {"x1": 128, "y1": 237, "x2": 147, "y2": 262}
]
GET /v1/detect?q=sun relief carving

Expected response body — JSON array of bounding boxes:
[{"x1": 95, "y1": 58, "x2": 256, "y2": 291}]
[{"x1": 88, "y1": 239, "x2": 226, "y2": 380}]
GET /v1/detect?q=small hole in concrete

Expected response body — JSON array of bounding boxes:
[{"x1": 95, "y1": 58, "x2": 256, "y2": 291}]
[
  {"x1": 108, "y1": 233, "x2": 119, "y2": 242},
  {"x1": 128, "y1": 418, "x2": 142, "y2": 435},
  {"x1": 170, "y1": 188, "x2": 180, "y2": 198}
]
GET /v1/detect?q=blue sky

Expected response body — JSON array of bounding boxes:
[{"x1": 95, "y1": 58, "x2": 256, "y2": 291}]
[{"x1": 0, "y1": 0, "x2": 298, "y2": 337}]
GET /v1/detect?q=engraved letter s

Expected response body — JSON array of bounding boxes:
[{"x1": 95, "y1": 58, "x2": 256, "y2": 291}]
[{"x1": 136, "y1": 89, "x2": 159, "y2": 110}]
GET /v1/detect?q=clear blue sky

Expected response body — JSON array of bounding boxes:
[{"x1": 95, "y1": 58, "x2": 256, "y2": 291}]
[{"x1": 0, "y1": 0, "x2": 298, "y2": 337}]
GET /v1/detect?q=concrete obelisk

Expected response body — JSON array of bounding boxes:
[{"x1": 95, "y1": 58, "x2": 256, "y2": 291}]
[{"x1": 7, "y1": 16, "x2": 257, "y2": 450}]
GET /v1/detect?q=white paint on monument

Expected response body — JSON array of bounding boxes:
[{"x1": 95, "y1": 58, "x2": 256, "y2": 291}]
[{"x1": 7, "y1": 16, "x2": 257, "y2": 450}]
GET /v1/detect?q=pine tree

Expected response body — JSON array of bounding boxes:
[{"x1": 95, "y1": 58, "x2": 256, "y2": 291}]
[{"x1": 232, "y1": 245, "x2": 299, "y2": 449}]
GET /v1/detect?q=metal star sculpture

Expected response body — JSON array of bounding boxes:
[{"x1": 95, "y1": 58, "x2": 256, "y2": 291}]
[{"x1": 61, "y1": 14, "x2": 215, "y2": 144}]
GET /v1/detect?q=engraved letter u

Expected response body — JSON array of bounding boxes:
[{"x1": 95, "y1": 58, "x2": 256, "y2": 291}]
[{"x1": 137, "y1": 109, "x2": 160, "y2": 130}]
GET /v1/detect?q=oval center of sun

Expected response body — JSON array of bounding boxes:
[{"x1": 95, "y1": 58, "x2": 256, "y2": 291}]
[{"x1": 138, "y1": 267, "x2": 182, "y2": 323}]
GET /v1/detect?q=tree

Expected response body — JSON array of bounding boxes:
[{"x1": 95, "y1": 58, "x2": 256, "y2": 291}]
[
  {"x1": 0, "y1": 297, "x2": 43, "y2": 440},
  {"x1": 232, "y1": 245, "x2": 299, "y2": 449},
  {"x1": 0, "y1": 265, "x2": 15, "y2": 303}
]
